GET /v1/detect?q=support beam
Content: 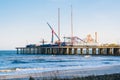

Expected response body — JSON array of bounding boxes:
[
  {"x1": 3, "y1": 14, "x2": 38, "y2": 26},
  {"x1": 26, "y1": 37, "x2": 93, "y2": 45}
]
[
  {"x1": 86, "y1": 48, "x2": 89, "y2": 55},
  {"x1": 63, "y1": 48, "x2": 67, "y2": 55},
  {"x1": 92, "y1": 48, "x2": 96, "y2": 55},
  {"x1": 114, "y1": 48, "x2": 120, "y2": 55},
  {"x1": 23, "y1": 48, "x2": 25, "y2": 54},
  {"x1": 29, "y1": 48, "x2": 31, "y2": 54},
  {"x1": 59, "y1": 48, "x2": 63, "y2": 54},
  {"x1": 98, "y1": 48, "x2": 104, "y2": 55},
  {"x1": 68, "y1": 48, "x2": 72, "y2": 55},
  {"x1": 80, "y1": 48, "x2": 83, "y2": 55},
  {"x1": 16, "y1": 48, "x2": 19, "y2": 54},
  {"x1": 74, "y1": 48, "x2": 77, "y2": 54},
  {"x1": 107, "y1": 48, "x2": 113, "y2": 55}
]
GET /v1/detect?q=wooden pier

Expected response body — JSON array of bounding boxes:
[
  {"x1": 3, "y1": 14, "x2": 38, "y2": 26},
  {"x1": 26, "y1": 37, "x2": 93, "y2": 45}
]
[{"x1": 16, "y1": 45, "x2": 120, "y2": 55}]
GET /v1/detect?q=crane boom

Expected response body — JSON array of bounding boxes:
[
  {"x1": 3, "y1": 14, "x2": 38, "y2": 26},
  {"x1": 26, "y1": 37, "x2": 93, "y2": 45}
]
[
  {"x1": 47, "y1": 22, "x2": 60, "y2": 42},
  {"x1": 74, "y1": 36, "x2": 86, "y2": 43},
  {"x1": 64, "y1": 36, "x2": 86, "y2": 43}
]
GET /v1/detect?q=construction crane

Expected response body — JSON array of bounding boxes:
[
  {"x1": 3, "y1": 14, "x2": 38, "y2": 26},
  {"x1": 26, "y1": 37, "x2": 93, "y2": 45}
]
[{"x1": 47, "y1": 22, "x2": 60, "y2": 44}]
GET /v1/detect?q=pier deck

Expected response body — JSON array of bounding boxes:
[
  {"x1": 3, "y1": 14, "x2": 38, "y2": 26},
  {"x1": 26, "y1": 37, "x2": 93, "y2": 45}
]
[{"x1": 16, "y1": 45, "x2": 120, "y2": 55}]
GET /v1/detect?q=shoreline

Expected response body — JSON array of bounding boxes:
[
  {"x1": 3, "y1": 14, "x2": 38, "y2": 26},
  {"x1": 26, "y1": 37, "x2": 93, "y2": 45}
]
[{"x1": 1, "y1": 65, "x2": 120, "y2": 80}]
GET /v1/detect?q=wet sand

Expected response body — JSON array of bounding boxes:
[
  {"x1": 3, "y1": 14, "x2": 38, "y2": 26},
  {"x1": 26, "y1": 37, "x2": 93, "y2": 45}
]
[{"x1": 1, "y1": 65, "x2": 120, "y2": 80}]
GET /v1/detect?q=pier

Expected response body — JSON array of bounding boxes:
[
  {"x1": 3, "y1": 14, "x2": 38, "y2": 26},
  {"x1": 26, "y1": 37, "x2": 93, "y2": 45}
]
[
  {"x1": 16, "y1": 45, "x2": 120, "y2": 55},
  {"x1": 16, "y1": 7, "x2": 120, "y2": 56}
]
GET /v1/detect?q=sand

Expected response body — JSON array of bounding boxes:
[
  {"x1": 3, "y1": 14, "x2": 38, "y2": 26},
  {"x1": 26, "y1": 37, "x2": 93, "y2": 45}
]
[{"x1": 1, "y1": 65, "x2": 120, "y2": 80}]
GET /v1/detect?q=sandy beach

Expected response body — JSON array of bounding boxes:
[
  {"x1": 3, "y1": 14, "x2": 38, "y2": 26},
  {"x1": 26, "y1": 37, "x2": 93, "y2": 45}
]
[{"x1": 0, "y1": 65, "x2": 120, "y2": 80}]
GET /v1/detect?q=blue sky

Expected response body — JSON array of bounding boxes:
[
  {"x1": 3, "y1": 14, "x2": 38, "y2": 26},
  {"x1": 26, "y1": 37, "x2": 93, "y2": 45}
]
[{"x1": 0, "y1": 0, "x2": 120, "y2": 50}]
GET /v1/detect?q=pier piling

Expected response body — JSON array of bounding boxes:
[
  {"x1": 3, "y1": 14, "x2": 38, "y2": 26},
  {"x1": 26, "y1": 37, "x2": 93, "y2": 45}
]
[{"x1": 92, "y1": 48, "x2": 96, "y2": 55}]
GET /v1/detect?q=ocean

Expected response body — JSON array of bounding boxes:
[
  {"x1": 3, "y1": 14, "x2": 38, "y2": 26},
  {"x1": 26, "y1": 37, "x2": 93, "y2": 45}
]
[{"x1": 0, "y1": 50, "x2": 120, "y2": 76}]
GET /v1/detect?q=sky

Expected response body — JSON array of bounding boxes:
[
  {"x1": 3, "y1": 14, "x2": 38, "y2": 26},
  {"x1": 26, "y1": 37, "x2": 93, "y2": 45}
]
[{"x1": 0, "y1": 0, "x2": 120, "y2": 50}]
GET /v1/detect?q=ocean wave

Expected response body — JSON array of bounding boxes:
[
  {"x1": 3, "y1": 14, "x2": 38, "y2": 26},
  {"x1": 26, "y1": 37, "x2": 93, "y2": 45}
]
[
  {"x1": 0, "y1": 67, "x2": 45, "y2": 73},
  {"x1": 11, "y1": 60, "x2": 29, "y2": 64},
  {"x1": 32, "y1": 59, "x2": 80, "y2": 63}
]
